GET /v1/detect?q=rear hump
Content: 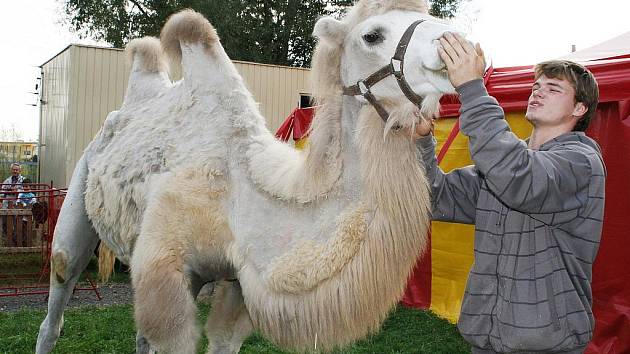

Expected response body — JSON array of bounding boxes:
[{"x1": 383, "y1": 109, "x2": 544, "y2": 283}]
[{"x1": 160, "y1": 9, "x2": 220, "y2": 64}]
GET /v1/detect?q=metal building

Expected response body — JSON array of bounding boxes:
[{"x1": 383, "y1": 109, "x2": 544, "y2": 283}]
[{"x1": 39, "y1": 44, "x2": 311, "y2": 187}]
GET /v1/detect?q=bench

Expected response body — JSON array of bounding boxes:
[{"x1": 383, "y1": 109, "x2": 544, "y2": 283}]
[{"x1": 1, "y1": 202, "x2": 43, "y2": 252}]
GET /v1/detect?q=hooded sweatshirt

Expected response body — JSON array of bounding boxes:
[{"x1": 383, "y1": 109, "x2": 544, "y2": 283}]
[{"x1": 416, "y1": 79, "x2": 605, "y2": 353}]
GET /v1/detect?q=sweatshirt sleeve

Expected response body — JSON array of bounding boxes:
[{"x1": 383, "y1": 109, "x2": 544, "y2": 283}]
[
  {"x1": 456, "y1": 79, "x2": 592, "y2": 214},
  {"x1": 417, "y1": 135, "x2": 482, "y2": 224}
]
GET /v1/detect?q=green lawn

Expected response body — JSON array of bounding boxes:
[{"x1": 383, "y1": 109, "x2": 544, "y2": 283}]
[
  {"x1": 0, "y1": 304, "x2": 470, "y2": 353},
  {"x1": 0, "y1": 254, "x2": 130, "y2": 287}
]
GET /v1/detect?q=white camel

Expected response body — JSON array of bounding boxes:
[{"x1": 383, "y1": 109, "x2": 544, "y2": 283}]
[{"x1": 36, "y1": 0, "x2": 457, "y2": 353}]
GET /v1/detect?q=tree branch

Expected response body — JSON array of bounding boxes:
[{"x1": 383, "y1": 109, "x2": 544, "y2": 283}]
[{"x1": 128, "y1": 0, "x2": 149, "y2": 17}]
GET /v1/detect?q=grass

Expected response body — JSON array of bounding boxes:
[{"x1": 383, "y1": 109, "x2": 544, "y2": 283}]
[
  {"x1": 0, "y1": 254, "x2": 130, "y2": 287},
  {"x1": 0, "y1": 304, "x2": 470, "y2": 353},
  {"x1": 1, "y1": 256, "x2": 469, "y2": 352},
  {"x1": 0, "y1": 252, "x2": 46, "y2": 286}
]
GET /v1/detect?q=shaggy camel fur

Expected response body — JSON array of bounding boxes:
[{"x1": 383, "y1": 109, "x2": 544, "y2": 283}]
[{"x1": 36, "y1": 1, "x2": 457, "y2": 353}]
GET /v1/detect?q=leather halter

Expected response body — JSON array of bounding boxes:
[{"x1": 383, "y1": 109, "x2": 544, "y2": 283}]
[{"x1": 342, "y1": 19, "x2": 427, "y2": 123}]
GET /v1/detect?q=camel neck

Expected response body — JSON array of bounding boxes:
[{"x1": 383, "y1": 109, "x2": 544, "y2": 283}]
[{"x1": 339, "y1": 96, "x2": 364, "y2": 194}]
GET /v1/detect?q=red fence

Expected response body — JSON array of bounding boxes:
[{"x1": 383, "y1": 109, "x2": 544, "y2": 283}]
[{"x1": 0, "y1": 184, "x2": 66, "y2": 296}]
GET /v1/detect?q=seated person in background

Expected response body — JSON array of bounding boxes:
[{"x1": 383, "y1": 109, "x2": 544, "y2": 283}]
[
  {"x1": 2, "y1": 163, "x2": 24, "y2": 209},
  {"x1": 12, "y1": 179, "x2": 38, "y2": 246},
  {"x1": 17, "y1": 178, "x2": 37, "y2": 207}
]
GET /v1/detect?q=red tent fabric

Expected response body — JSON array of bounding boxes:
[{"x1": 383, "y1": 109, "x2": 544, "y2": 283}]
[
  {"x1": 586, "y1": 99, "x2": 630, "y2": 353},
  {"x1": 275, "y1": 107, "x2": 315, "y2": 142}
]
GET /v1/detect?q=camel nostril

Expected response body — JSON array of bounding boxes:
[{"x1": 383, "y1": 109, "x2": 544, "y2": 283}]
[{"x1": 422, "y1": 59, "x2": 446, "y2": 72}]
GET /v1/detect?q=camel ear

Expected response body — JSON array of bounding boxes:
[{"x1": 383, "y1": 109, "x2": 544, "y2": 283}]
[{"x1": 313, "y1": 17, "x2": 346, "y2": 46}]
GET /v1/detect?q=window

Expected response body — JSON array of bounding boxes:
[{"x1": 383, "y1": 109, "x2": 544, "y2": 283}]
[{"x1": 299, "y1": 94, "x2": 313, "y2": 109}]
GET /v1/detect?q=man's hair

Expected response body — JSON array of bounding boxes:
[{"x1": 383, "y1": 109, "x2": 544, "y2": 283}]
[
  {"x1": 534, "y1": 60, "x2": 599, "y2": 131},
  {"x1": 10, "y1": 163, "x2": 20, "y2": 168}
]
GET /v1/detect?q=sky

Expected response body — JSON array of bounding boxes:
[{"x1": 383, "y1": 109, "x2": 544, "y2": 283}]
[{"x1": 1, "y1": 0, "x2": 629, "y2": 142}]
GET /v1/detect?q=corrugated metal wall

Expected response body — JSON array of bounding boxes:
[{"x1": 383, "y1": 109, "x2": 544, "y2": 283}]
[
  {"x1": 40, "y1": 44, "x2": 311, "y2": 187},
  {"x1": 67, "y1": 46, "x2": 129, "y2": 182},
  {"x1": 40, "y1": 47, "x2": 72, "y2": 186},
  {"x1": 237, "y1": 61, "x2": 310, "y2": 130}
]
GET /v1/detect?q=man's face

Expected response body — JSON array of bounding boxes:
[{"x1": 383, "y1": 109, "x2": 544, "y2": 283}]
[
  {"x1": 11, "y1": 165, "x2": 20, "y2": 177},
  {"x1": 525, "y1": 75, "x2": 584, "y2": 128}
]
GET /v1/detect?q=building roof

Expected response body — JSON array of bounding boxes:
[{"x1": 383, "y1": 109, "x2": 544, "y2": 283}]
[{"x1": 560, "y1": 31, "x2": 630, "y2": 61}]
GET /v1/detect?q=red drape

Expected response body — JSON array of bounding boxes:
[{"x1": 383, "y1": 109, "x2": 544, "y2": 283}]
[
  {"x1": 584, "y1": 100, "x2": 630, "y2": 354},
  {"x1": 275, "y1": 107, "x2": 315, "y2": 142}
]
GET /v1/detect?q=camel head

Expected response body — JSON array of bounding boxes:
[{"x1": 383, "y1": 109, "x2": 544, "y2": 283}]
[{"x1": 313, "y1": 0, "x2": 458, "y2": 131}]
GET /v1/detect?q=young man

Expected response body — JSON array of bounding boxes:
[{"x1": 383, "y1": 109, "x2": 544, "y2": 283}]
[{"x1": 415, "y1": 33, "x2": 605, "y2": 353}]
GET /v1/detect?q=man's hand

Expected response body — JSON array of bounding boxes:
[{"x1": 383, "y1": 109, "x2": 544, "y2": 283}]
[
  {"x1": 411, "y1": 116, "x2": 435, "y2": 139},
  {"x1": 438, "y1": 32, "x2": 486, "y2": 88}
]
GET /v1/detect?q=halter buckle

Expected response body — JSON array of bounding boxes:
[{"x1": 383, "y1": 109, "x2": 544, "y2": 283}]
[
  {"x1": 391, "y1": 58, "x2": 403, "y2": 75},
  {"x1": 357, "y1": 80, "x2": 369, "y2": 95}
]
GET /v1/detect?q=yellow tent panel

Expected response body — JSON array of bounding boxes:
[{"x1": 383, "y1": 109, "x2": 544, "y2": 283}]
[{"x1": 429, "y1": 112, "x2": 532, "y2": 323}]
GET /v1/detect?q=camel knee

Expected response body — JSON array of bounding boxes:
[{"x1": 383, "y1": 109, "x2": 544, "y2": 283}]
[{"x1": 51, "y1": 250, "x2": 68, "y2": 284}]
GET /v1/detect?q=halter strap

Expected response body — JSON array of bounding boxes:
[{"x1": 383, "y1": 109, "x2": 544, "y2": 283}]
[{"x1": 342, "y1": 19, "x2": 427, "y2": 123}]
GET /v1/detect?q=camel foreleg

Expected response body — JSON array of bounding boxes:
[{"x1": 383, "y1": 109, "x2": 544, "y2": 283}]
[{"x1": 36, "y1": 156, "x2": 99, "y2": 354}]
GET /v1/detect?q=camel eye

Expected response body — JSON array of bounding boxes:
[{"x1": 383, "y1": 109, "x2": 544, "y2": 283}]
[{"x1": 363, "y1": 31, "x2": 383, "y2": 44}]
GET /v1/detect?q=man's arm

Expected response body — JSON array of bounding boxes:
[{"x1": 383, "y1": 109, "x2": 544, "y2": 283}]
[
  {"x1": 438, "y1": 33, "x2": 595, "y2": 214},
  {"x1": 457, "y1": 80, "x2": 594, "y2": 213},
  {"x1": 417, "y1": 135, "x2": 481, "y2": 224}
]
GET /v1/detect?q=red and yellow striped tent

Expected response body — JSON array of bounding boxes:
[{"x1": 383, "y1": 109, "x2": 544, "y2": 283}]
[{"x1": 276, "y1": 55, "x2": 630, "y2": 353}]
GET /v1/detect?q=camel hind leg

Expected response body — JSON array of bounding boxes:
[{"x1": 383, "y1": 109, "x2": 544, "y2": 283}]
[
  {"x1": 131, "y1": 232, "x2": 200, "y2": 354},
  {"x1": 36, "y1": 155, "x2": 100, "y2": 354},
  {"x1": 205, "y1": 281, "x2": 253, "y2": 354},
  {"x1": 131, "y1": 180, "x2": 234, "y2": 352}
]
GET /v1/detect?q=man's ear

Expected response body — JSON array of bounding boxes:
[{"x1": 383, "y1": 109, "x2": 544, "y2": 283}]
[
  {"x1": 573, "y1": 102, "x2": 587, "y2": 119},
  {"x1": 313, "y1": 17, "x2": 346, "y2": 46}
]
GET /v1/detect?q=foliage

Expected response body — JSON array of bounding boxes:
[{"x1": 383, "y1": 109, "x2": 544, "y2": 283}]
[
  {"x1": 0, "y1": 124, "x2": 23, "y2": 142},
  {"x1": 60, "y1": 0, "x2": 461, "y2": 67},
  {"x1": 0, "y1": 304, "x2": 470, "y2": 353},
  {"x1": 429, "y1": 0, "x2": 461, "y2": 18}
]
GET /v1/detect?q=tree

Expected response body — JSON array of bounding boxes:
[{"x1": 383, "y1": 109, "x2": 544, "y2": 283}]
[
  {"x1": 428, "y1": 0, "x2": 461, "y2": 19},
  {"x1": 0, "y1": 124, "x2": 23, "y2": 142},
  {"x1": 61, "y1": 0, "x2": 461, "y2": 67}
]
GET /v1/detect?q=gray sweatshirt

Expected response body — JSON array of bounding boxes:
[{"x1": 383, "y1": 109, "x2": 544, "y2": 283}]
[{"x1": 416, "y1": 79, "x2": 605, "y2": 353}]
